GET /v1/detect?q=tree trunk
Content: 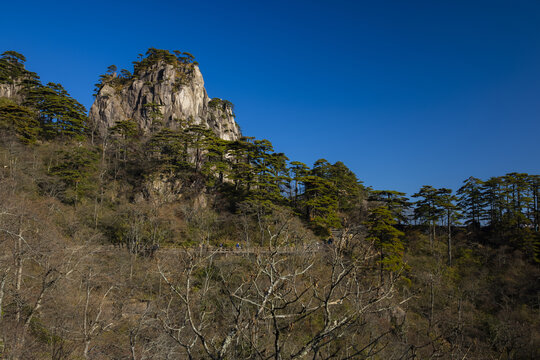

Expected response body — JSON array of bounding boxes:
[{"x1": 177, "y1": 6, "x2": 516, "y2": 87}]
[
  {"x1": 429, "y1": 221, "x2": 434, "y2": 249},
  {"x1": 15, "y1": 233, "x2": 22, "y2": 323},
  {"x1": 0, "y1": 271, "x2": 7, "y2": 322},
  {"x1": 429, "y1": 277, "x2": 434, "y2": 329},
  {"x1": 447, "y1": 211, "x2": 452, "y2": 266}
]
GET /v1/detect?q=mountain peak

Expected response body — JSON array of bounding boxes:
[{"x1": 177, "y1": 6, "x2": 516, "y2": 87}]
[{"x1": 88, "y1": 49, "x2": 241, "y2": 141}]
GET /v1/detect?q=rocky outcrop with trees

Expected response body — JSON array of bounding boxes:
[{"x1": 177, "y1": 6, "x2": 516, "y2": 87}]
[
  {"x1": 89, "y1": 48, "x2": 241, "y2": 142},
  {"x1": 0, "y1": 49, "x2": 538, "y2": 359}
]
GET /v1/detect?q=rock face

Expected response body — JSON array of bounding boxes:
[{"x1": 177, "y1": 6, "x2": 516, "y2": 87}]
[
  {"x1": 0, "y1": 83, "x2": 24, "y2": 103},
  {"x1": 89, "y1": 62, "x2": 241, "y2": 141}
]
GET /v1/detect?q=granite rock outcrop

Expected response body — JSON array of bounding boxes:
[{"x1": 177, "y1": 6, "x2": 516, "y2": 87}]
[{"x1": 89, "y1": 60, "x2": 241, "y2": 141}]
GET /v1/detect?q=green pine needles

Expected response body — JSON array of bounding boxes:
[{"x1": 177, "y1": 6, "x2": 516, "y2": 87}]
[{"x1": 1, "y1": 51, "x2": 87, "y2": 141}]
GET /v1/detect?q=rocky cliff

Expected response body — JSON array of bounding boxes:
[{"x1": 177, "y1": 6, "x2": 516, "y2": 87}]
[
  {"x1": 89, "y1": 57, "x2": 241, "y2": 141},
  {"x1": 0, "y1": 83, "x2": 23, "y2": 102}
]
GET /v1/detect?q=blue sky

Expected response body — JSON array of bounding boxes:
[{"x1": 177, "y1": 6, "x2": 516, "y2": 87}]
[{"x1": 2, "y1": 0, "x2": 539, "y2": 195}]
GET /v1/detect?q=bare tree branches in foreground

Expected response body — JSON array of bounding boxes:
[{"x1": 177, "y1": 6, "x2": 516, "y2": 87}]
[{"x1": 156, "y1": 239, "x2": 403, "y2": 359}]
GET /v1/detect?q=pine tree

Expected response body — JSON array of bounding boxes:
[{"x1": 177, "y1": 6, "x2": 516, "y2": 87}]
[
  {"x1": 245, "y1": 139, "x2": 289, "y2": 205},
  {"x1": 109, "y1": 119, "x2": 139, "y2": 167},
  {"x1": 369, "y1": 190, "x2": 410, "y2": 224},
  {"x1": 49, "y1": 147, "x2": 99, "y2": 204},
  {"x1": 436, "y1": 188, "x2": 460, "y2": 266},
  {"x1": 25, "y1": 82, "x2": 87, "y2": 139},
  {"x1": 0, "y1": 51, "x2": 40, "y2": 99},
  {"x1": 528, "y1": 175, "x2": 540, "y2": 232},
  {"x1": 457, "y1": 176, "x2": 484, "y2": 229},
  {"x1": 183, "y1": 124, "x2": 214, "y2": 171},
  {"x1": 482, "y1": 176, "x2": 504, "y2": 227},
  {"x1": 327, "y1": 161, "x2": 364, "y2": 214},
  {"x1": 0, "y1": 99, "x2": 40, "y2": 143},
  {"x1": 413, "y1": 185, "x2": 444, "y2": 248},
  {"x1": 365, "y1": 206, "x2": 405, "y2": 283},
  {"x1": 289, "y1": 161, "x2": 309, "y2": 207},
  {"x1": 202, "y1": 137, "x2": 230, "y2": 186},
  {"x1": 146, "y1": 128, "x2": 189, "y2": 173},
  {"x1": 0, "y1": 51, "x2": 29, "y2": 82},
  {"x1": 227, "y1": 137, "x2": 256, "y2": 192},
  {"x1": 303, "y1": 160, "x2": 341, "y2": 236},
  {"x1": 502, "y1": 173, "x2": 532, "y2": 230}
]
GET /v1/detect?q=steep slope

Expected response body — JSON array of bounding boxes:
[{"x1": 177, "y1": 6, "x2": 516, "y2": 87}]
[{"x1": 89, "y1": 53, "x2": 241, "y2": 141}]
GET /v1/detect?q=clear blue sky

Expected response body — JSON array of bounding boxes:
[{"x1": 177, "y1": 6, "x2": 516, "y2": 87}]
[{"x1": 2, "y1": 0, "x2": 539, "y2": 195}]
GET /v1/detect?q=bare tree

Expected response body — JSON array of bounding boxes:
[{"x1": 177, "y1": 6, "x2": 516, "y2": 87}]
[
  {"x1": 156, "y1": 229, "x2": 403, "y2": 359},
  {"x1": 0, "y1": 194, "x2": 85, "y2": 359},
  {"x1": 80, "y1": 270, "x2": 115, "y2": 359}
]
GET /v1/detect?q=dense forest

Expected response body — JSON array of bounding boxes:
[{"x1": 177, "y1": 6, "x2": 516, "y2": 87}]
[{"x1": 0, "y1": 49, "x2": 538, "y2": 359}]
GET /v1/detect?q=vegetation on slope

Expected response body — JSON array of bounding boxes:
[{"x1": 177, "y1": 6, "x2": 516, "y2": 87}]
[{"x1": 0, "y1": 50, "x2": 538, "y2": 359}]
